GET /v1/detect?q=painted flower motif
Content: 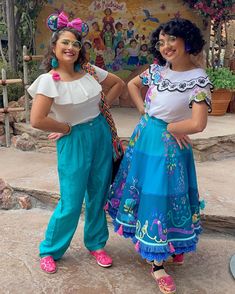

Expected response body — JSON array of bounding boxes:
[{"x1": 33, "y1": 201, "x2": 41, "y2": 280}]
[
  {"x1": 142, "y1": 76, "x2": 149, "y2": 85},
  {"x1": 52, "y1": 72, "x2": 61, "y2": 81}
]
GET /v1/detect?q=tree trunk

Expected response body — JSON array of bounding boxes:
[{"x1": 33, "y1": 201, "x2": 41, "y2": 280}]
[
  {"x1": 6, "y1": 0, "x2": 17, "y2": 72},
  {"x1": 0, "y1": 38, "x2": 7, "y2": 66},
  {"x1": 224, "y1": 20, "x2": 235, "y2": 67}
]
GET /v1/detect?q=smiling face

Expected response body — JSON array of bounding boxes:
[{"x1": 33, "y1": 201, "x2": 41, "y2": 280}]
[
  {"x1": 53, "y1": 31, "x2": 81, "y2": 66},
  {"x1": 158, "y1": 31, "x2": 188, "y2": 67}
]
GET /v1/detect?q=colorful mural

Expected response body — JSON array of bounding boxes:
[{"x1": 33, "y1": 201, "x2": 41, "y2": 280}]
[{"x1": 36, "y1": 0, "x2": 208, "y2": 82}]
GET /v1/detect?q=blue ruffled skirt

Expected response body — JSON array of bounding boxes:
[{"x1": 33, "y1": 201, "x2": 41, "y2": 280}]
[{"x1": 107, "y1": 115, "x2": 202, "y2": 262}]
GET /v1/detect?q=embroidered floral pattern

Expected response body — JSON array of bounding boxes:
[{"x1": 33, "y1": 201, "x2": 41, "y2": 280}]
[
  {"x1": 157, "y1": 76, "x2": 212, "y2": 92},
  {"x1": 189, "y1": 86, "x2": 212, "y2": 112},
  {"x1": 162, "y1": 131, "x2": 178, "y2": 174},
  {"x1": 140, "y1": 64, "x2": 165, "y2": 111}
]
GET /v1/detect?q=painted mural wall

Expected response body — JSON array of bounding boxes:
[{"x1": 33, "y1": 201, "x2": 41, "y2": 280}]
[{"x1": 36, "y1": 0, "x2": 209, "y2": 81}]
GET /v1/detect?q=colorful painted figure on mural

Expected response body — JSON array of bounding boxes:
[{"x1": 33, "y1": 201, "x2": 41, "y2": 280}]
[
  {"x1": 127, "y1": 39, "x2": 140, "y2": 66},
  {"x1": 28, "y1": 11, "x2": 124, "y2": 274},
  {"x1": 107, "y1": 18, "x2": 212, "y2": 294},
  {"x1": 102, "y1": 23, "x2": 114, "y2": 49},
  {"x1": 83, "y1": 41, "x2": 92, "y2": 63},
  {"x1": 113, "y1": 21, "x2": 124, "y2": 50},
  {"x1": 90, "y1": 21, "x2": 106, "y2": 51},
  {"x1": 126, "y1": 20, "x2": 137, "y2": 41},
  {"x1": 139, "y1": 43, "x2": 149, "y2": 65},
  {"x1": 102, "y1": 8, "x2": 115, "y2": 35},
  {"x1": 112, "y1": 40, "x2": 126, "y2": 71}
]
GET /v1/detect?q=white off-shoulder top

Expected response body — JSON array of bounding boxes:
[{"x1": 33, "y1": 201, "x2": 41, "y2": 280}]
[{"x1": 27, "y1": 65, "x2": 108, "y2": 125}]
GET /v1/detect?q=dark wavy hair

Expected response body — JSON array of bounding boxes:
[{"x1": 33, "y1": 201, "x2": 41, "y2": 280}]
[
  {"x1": 43, "y1": 27, "x2": 87, "y2": 72},
  {"x1": 150, "y1": 18, "x2": 205, "y2": 66}
]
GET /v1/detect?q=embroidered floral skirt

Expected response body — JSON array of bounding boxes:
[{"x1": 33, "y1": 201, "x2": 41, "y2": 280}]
[{"x1": 107, "y1": 115, "x2": 202, "y2": 262}]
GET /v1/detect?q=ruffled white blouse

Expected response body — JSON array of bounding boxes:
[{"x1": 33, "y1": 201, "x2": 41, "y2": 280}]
[
  {"x1": 140, "y1": 64, "x2": 212, "y2": 123},
  {"x1": 27, "y1": 65, "x2": 108, "y2": 125}
]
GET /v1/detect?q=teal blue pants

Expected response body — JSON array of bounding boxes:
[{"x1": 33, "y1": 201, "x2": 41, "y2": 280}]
[{"x1": 39, "y1": 114, "x2": 112, "y2": 260}]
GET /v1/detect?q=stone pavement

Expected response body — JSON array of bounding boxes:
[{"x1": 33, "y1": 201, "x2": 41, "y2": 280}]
[{"x1": 0, "y1": 209, "x2": 234, "y2": 294}]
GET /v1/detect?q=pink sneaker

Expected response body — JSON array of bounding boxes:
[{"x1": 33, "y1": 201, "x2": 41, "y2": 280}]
[
  {"x1": 166, "y1": 254, "x2": 184, "y2": 265},
  {"x1": 90, "y1": 250, "x2": 112, "y2": 268},
  {"x1": 40, "y1": 256, "x2": 57, "y2": 274},
  {"x1": 153, "y1": 275, "x2": 176, "y2": 294},
  {"x1": 151, "y1": 263, "x2": 176, "y2": 294}
]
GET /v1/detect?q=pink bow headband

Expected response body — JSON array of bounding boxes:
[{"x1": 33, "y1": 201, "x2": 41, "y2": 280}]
[{"x1": 47, "y1": 11, "x2": 89, "y2": 37}]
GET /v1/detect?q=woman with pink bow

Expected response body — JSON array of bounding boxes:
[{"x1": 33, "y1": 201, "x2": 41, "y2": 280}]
[{"x1": 28, "y1": 11, "x2": 124, "y2": 274}]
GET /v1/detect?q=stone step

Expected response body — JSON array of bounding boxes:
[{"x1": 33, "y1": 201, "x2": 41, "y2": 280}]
[
  {"x1": 8, "y1": 186, "x2": 235, "y2": 236},
  {"x1": 14, "y1": 122, "x2": 235, "y2": 162}
]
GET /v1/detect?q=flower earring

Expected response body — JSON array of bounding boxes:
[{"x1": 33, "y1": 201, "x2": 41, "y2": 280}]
[
  {"x1": 51, "y1": 57, "x2": 59, "y2": 68},
  {"x1": 74, "y1": 63, "x2": 81, "y2": 72},
  {"x1": 185, "y1": 43, "x2": 191, "y2": 53}
]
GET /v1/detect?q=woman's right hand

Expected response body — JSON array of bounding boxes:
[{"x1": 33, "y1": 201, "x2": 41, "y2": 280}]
[
  {"x1": 170, "y1": 132, "x2": 192, "y2": 150},
  {"x1": 48, "y1": 132, "x2": 64, "y2": 141}
]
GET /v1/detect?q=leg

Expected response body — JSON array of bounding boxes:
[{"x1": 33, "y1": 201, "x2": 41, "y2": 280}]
[
  {"x1": 84, "y1": 117, "x2": 112, "y2": 251},
  {"x1": 151, "y1": 260, "x2": 176, "y2": 294},
  {"x1": 40, "y1": 128, "x2": 90, "y2": 261},
  {"x1": 165, "y1": 253, "x2": 184, "y2": 265}
]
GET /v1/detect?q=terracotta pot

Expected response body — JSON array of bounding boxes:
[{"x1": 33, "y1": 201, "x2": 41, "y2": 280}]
[{"x1": 210, "y1": 89, "x2": 233, "y2": 116}]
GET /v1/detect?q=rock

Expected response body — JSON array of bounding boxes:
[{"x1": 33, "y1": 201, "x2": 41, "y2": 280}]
[
  {"x1": 17, "y1": 95, "x2": 32, "y2": 108},
  {"x1": 17, "y1": 96, "x2": 26, "y2": 107},
  {"x1": 0, "y1": 178, "x2": 11, "y2": 192},
  {"x1": 193, "y1": 134, "x2": 235, "y2": 161},
  {"x1": 8, "y1": 101, "x2": 20, "y2": 108},
  {"x1": 0, "y1": 124, "x2": 4, "y2": 136},
  {"x1": 17, "y1": 195, "x2": 32, "y2": 210},
  {"x1": 0, "y1": 112, "x2": 15, "y2": 124},
  {"x1": 13, "y1": 111, "x2": 26, "y2": 123},
  {"x1": 0, "y1": 114, "x2": 4, "y2": 123},
  {"x1": 13, "y1": 123, "x2": 56, "y2": 152},
  {"x1": 0, "y1": 178, "x2": 16, "y2": 210},
  {"x1": 0, "y1": 134, "x2": 6, "y2": 146},
  {"x1": 11, "y1": 133, "x2": 36, "y2": 151}
]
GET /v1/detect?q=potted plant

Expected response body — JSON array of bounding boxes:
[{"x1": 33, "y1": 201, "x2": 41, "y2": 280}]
[{"x1": 206, "y1": 67, "x2": 235, "y2": 115}]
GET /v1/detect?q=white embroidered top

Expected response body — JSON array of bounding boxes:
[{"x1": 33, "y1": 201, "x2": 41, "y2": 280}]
[
  {"x1": 140, "y1": 64, "x2": 212, "y2": 123},
  {"x1": 27, "y1": 65, "x2": 108, "y2": 125}
]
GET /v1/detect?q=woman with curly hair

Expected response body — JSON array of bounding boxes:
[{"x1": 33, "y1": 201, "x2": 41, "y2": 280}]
[
  {"x1": 28, "y1": 11, "x2": 124, "y2": 274},
  {"x1": 107, "y1": 18, "x2": 212, "y2": 293}
]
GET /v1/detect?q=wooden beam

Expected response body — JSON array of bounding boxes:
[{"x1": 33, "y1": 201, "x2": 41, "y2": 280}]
[
  {"x1": 0, "y1": 79, "x2": 22, "y2": 85},
  {"x1": 0, "y1": 107, "x2": 25, "y2": 113}
]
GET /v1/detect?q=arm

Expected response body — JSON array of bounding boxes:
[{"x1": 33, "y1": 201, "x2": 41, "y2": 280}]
[
  {"x1": 167, "y1": 102, "x2": 208, "y2": 135},
  {"x1": 30, "y1": 94, "x2": 70, "y2": 134},
  {"x1": 127, "y1": 75, "x2": 145, "y2": 114},
  {"x1": 100, "y1": 72, "x2": 125, "y2": 106}
]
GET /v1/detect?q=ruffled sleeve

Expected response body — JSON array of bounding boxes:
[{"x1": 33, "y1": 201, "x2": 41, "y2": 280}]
[
  {"x1": 189, "y1": 85, "x2": 212, "y2": 113},
  {"x1": 91, "y1": 65, "x2": 108, "y2": 83},
  {"x1": 27, "y1": 73, "x2": 59, "y2": 99}
]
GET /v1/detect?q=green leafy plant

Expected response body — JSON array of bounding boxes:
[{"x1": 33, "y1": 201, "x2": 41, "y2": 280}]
[{"x1": 206, "y1": 67, "x2": 235, "y2": 90}]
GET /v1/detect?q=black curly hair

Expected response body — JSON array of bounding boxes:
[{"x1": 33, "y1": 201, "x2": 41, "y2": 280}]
[
  {"x1": 43, "y1": 27, "x2": 87, "y2": 72},
  {"x1": 150, "y1": 18, "x2": 205, "y2": 66}
]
